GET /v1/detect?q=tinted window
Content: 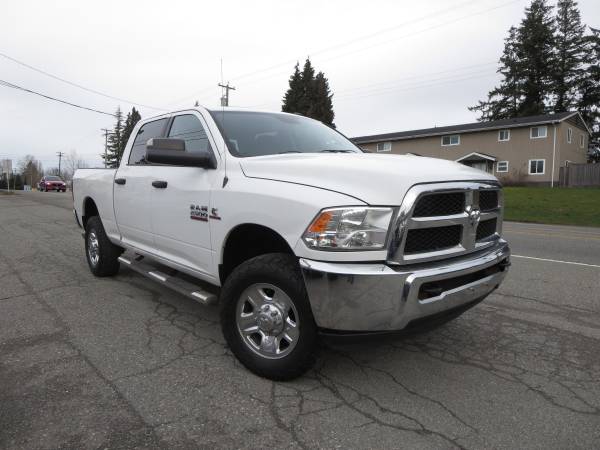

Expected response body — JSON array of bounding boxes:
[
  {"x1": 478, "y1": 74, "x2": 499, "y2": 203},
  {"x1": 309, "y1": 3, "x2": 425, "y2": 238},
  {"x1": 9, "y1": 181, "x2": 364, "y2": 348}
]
[
  {"x1": 129, "y1": 118, "x2": 168, "y2": 164},
  {"x1": 209, "y1": 111, "x2": 359, "y2": 157},
  {"x1": 46, "y1": 176, "x2": 61, "y2": 181},
  {"x1": 168, "y1": 115, "x2": 212, "y2": 153}
]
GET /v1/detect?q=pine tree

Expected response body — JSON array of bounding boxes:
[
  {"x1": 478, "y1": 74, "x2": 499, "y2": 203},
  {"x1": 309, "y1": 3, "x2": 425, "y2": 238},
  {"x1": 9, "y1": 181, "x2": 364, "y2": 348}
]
[
  {"x1": 516, "y1": 0, "x2": 555, "y2": 116},
  {"x1": 310, "y1": 72, "x2": 336, "y2": 128},
  {"x1": 552, "y1": 0, "x2": 586, "y2": 112},
  {"x1": 102, "y1": 107, "x2": 124, "y2": 168},
  {"x1": 282, "y1": 63, "x2": 303, "y2": 114},
  {"x1": 471, "y1": 0, "x2": 555, "y2": 120},
  {"x1": 578, "y1": 27, "x2": 600, "y2": 159},
  {"x1": 281, "y1": 58, "x2": 336, "y2": 127},
  {"x1": 122, "y1": 107, "x2": 142, "y2": 154},
  {"x1": 298, "y1": 58, "x2": 316, "y2": 116},
  {"x1": 470, "y1": 27, "x2": 523, "y2": 120}
]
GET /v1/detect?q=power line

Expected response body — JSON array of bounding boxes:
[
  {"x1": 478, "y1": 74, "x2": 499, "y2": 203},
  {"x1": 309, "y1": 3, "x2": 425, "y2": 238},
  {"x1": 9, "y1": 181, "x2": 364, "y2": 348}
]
[
  {"x1": 168, "y1": 0, "x2": 522, "y2": 107},
  {"x1": 0, "y1": 51, "x2": 166, "y2": 111},
  {"x1": 166, "y1": 0, "x2": 483, "y2": 106},
  {"x1": 334, "y1": 68, "x2": 497, "y2": 100},
  {"x1": 333, "y1": 62, "x2": 497, "y2": 96},
  {"x1": 0, "y1": 79, "x2": 116, "y2": 117},
  {"x1": 335, "y1": 72, "x2": 499, "y2": 102}
]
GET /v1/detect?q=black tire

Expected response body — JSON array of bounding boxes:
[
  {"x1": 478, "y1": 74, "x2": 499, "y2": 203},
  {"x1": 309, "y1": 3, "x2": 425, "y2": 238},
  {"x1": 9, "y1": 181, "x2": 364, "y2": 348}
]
[
  {"x1": 220, "y1": 253, "x2": 318, "y2": 381},
  {"x1": 85, "y1": 216, "x2": 122, "y2": 277}
]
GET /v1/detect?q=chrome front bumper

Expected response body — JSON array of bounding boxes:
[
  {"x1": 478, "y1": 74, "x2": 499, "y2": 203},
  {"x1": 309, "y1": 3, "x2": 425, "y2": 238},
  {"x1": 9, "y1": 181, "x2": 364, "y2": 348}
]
[{"x1": 299, "y1": 241, "x2": 510, "y2": 332}]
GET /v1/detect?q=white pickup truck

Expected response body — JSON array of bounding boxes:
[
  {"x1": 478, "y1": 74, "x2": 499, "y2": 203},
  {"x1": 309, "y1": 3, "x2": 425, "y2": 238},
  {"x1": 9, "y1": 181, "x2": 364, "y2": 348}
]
[{"x1": 73, "y1": 107, "x2": 510, "y2": 380}]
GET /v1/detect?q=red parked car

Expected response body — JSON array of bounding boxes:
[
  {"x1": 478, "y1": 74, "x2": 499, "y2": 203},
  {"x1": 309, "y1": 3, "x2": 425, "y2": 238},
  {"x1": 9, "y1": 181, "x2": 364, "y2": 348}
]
[{"x1": 38, "y1": 176, "x2": 67, "y2": 192}]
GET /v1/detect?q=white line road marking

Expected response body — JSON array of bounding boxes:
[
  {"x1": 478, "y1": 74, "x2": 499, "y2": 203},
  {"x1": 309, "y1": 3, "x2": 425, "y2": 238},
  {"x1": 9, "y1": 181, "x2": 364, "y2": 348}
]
[{"x1": 512, "y1": 254, "x2": 600, "y2": 268}]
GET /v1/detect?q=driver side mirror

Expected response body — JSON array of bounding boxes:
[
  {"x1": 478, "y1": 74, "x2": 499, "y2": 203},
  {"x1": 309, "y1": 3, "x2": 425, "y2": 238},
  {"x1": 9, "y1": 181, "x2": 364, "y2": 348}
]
[{"x1": 145, "y1": 138, "x2": 215, "y2": 168}]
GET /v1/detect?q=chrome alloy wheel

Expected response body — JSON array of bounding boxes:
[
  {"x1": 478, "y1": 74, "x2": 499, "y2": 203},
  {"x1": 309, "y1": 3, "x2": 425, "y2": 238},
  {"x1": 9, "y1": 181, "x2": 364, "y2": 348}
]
[
  {"x1": 236, "y1": 283, "x2": 300, "y2": 359},
  {"x1": 87, "y1": 231, "x2": 100, "y2": 267}
]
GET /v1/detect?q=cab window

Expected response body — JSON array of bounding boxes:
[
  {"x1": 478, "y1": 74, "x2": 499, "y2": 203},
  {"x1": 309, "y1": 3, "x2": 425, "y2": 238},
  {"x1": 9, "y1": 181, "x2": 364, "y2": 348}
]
[
  {"x1": 129, "y1": 118, "x2": 168, "y2": 164},
  {"x1": 168, "y1": 114, "x2": 212, "y2": 154}
]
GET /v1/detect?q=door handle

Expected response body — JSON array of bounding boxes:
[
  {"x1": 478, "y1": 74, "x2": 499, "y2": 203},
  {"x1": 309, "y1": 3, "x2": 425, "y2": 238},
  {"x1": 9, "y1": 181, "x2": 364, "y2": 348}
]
[
  {"x1": 152, "y1": 180, "x2": 168, "y2": 189},
  {"x1": 114, "y1": 178, "x2": 126, "y2": 185}
]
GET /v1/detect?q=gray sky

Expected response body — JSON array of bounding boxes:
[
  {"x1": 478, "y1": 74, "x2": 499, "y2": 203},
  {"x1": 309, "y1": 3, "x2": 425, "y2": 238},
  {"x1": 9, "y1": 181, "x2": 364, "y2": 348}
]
[{"x1": 1, "y1": 0, "x2": 599, "y2": 170}]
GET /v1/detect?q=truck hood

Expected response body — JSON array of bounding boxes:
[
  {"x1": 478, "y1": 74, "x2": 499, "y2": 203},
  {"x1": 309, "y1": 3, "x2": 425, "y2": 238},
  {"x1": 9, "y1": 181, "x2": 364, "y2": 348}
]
[{"x1": 239, "y1": 153, "x2": 498, "y2": 205}]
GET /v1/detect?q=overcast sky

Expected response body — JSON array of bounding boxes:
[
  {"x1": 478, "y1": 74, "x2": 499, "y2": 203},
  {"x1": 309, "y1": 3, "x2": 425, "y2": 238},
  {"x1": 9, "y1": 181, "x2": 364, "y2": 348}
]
[{"x1": 1, "y1": 0, "x2": 599, "y2": 170}]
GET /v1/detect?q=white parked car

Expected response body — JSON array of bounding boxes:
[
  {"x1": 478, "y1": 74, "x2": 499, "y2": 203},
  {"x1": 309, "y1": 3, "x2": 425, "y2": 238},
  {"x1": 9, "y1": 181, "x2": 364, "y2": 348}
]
[{"x1": 73, "y1": 107, "x2": 510, "y2": 380}]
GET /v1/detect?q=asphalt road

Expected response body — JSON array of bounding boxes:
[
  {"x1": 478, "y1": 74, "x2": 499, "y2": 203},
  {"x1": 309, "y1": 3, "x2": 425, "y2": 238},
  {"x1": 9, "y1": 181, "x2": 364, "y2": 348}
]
[{"x1": 1, "y1": 191, "x2": 599, "y2": 449}]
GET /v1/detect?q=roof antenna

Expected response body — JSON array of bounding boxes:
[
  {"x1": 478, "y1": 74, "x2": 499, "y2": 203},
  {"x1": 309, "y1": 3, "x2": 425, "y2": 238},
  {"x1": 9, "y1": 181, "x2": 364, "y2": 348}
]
[{"x1": 220, "y1": 58, "x2": 229, "y2": 188}]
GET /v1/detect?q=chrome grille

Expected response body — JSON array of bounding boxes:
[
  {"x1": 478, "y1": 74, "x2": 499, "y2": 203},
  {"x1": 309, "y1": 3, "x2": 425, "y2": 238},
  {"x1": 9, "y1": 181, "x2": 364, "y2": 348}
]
[
  {"x1": 388, "y1": 182, "x2": 503, "y2": 265},
  {"x1": 479, "y1": 190, "x2": 499, "y2": 211},
  {"x1": 404, "y1": 225, "x2": 462, "y2": 254},
  {"x1": 476, "y1": 218, "x2": 497, "y2": 241},
  {"x1": 413, "y1": 192, "x2": 465, "y2": 217}
]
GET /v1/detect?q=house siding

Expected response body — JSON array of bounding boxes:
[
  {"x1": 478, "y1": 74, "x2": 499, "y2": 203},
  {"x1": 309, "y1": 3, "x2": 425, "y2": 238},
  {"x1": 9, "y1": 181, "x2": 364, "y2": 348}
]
[{"x1": 360, "y1": 121, "x2": 588, "y2": 185}]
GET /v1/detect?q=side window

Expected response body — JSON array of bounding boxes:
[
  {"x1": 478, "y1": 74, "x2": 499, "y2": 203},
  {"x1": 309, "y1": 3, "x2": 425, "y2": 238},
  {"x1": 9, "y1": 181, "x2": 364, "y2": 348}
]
[
  {"x1": 168, "y1": 114, "x2": 212, "y2": 154},
  {"x1": 129, "y1": 118, "x2": 168, "y2": 165}
]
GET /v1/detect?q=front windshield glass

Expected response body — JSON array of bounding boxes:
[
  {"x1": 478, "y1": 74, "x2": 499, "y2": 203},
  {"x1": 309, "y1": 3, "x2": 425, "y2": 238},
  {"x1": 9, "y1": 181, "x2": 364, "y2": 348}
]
[
  {"x1": 46, "y1": 176, "x2": 62, "y2": 181},
  {"x1": 209, "y1": 111, "x2": 360, "y2": 157}
]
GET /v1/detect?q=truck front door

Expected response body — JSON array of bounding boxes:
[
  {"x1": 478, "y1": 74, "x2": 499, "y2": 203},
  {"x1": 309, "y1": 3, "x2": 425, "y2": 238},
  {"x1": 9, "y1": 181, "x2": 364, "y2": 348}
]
[
  {"x1": 149, "y1": 112, "x2": 219, "y2": 279},
  {"x1": 114, "y1": 117, "x2": 169, "y2": 253}
]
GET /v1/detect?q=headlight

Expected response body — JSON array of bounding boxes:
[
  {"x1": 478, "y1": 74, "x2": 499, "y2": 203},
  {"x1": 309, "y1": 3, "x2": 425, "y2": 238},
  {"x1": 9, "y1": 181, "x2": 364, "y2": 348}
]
[{"x1": 302, "y1": 207, "x2": 394, "y2": 250}]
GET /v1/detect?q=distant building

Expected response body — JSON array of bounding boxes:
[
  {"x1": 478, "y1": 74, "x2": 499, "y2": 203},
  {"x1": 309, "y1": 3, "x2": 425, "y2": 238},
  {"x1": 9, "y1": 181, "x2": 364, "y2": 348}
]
[
  {"x1": 352, "y1": 112, "x2": 591, "y2": 186},
  {"x1": 1, "y1": 158, "x2": 12, "y2": 176}
]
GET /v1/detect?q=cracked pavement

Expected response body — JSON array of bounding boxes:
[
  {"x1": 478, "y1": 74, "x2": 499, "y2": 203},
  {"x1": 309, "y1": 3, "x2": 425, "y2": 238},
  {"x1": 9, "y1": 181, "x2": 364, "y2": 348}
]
[{"x1": 1, "y1": 191, "x2": 599, "y2": 449}]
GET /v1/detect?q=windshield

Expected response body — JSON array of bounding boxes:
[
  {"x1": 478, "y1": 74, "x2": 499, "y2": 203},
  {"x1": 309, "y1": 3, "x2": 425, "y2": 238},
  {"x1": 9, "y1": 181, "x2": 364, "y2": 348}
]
[
  {"x1": 209, "y1": 110, "x2": 360, "y2": 157},
  {"x1": 46, "y1": 176, "x2": 62, "y2": 181}
]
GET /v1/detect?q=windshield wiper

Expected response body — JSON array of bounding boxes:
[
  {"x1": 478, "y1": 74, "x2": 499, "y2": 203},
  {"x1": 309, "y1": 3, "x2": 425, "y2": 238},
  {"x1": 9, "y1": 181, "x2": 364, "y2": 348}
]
[{"x1": 320, "y1": 149, "x2": 354, "y2": 153}]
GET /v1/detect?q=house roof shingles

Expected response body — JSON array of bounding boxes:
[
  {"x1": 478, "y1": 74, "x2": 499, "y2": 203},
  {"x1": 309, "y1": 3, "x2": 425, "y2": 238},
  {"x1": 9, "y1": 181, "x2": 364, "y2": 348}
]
[{"x1": 352, "y1": 111, "x2": 585, "y2": 144}]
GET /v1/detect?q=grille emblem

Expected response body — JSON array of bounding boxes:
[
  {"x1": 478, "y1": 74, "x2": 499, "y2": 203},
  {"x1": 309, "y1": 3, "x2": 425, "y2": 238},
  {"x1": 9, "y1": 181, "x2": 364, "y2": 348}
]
[{"x1": 466, "y1": 205, "x2": 481, "y2": 228}]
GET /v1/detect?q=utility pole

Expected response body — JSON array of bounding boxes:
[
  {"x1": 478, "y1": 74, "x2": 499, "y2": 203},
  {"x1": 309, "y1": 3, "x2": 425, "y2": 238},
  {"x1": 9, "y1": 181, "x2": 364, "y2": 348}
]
[
  {"x1": 101, "y1": 128, "x2": 110, "y2": 168},
  {"x1": 218, "y1": 82, "x2": 236, "y2": 107},
  {"x1": 56, "y1": 151, "x2": 64, "y2": 177}
]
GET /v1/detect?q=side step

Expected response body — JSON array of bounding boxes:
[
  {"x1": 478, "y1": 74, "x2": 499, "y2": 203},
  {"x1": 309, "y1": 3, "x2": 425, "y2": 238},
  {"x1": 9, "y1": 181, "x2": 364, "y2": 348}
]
[{"x1": 118, "y1": 254, "x2": 218, "y2": 306}]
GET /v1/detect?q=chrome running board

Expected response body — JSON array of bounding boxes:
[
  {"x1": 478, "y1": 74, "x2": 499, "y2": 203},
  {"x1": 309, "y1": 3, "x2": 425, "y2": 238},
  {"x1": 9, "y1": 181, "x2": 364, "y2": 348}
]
[{"x1": 118, "y1": 254, "x2": 218, "y2": 306}]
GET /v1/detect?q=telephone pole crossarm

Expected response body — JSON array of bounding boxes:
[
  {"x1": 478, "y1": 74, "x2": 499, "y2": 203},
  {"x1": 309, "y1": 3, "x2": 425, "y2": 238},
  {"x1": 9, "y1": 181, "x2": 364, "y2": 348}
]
[{"x1": 218, "y1": 82, "x2": 236, "y2": 107}]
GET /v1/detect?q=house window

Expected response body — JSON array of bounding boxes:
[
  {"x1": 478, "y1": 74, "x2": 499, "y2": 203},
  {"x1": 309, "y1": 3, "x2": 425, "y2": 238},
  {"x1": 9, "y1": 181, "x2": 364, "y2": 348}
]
[
  {"x1": 567, "y1": 127, "x2": 572, "y2": 143},
  {"x1": 580, "y1": 135, "x2": 585, "y2": 148},
  {"x1": 529, "y1": 159, "x2": 545, "y2": 175},
  {"x1": 376, "y1": 142, "x2": 391, "y2": 152},
  {"x1": 498, "y1": 130, "x2": 510, "y2": 142},
  {"x1": 496, "y1": 161, "x2": 509, "y2": 173},
  {"x1": 441, "y1": 135, "x2": 460, "y2": 146},
  {"x1": 530, "y1": 126, "x2": 547, "y2": 139}
]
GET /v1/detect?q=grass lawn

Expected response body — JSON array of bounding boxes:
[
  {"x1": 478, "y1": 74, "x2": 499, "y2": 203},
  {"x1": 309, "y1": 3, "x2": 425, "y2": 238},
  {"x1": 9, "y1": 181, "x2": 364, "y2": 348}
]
[{"x1": 503, "y1": 187, "x2": 600, "y2": 227}]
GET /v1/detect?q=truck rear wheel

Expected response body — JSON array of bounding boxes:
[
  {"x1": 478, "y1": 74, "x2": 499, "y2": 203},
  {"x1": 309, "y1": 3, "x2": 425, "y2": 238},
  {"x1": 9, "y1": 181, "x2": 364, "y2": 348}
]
[
  {"x1": 220, "y1": 253, "x2": 318, "y2": 380},
  {"x1": 85, "y1": 216, "x2": 122, "y2": 277}
]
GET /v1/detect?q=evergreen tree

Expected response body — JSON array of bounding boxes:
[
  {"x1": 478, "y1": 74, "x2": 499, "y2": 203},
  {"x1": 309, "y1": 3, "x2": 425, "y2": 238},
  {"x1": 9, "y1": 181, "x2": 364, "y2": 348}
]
[
  {"x1": 281, "y1": 58, "x2": 336, "y2": 127},
  {"x1": 578, "y1": 27, "x2": 600, "y2": 149},
  {"x1": 122, "y1": 107, "x2": 142, "y2": 154},
  {"x1": 471, "y1": 0, "x2": 555, "y2": 120},
  {"x1": 282, "y1": 63, "x2": 303, "y2": 114},
  {"x1": 517, "y1": 0, "x2": 555, "y2": 116},
  {"x1": 470, "y1": 27, "x2": 523, "y2": 120},
  {"x1": 310, "y1": 72, "x2": 336, "y2": 128},
  {"x1": 552, "y1": 0, "x2": 586, "y2": 112},
  {"x1": 298, "y1": 58, "x2": 316, "y2": 115},
  {"x1": 102, "y1": 107, "x2": 124, "y2": 168}
]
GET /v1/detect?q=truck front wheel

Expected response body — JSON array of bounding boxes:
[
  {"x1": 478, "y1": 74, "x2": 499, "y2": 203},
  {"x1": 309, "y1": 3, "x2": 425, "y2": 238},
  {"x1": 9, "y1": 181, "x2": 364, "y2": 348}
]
[
  {"x1": 220, "y1": 253, "x2": 318, "y2": 380},
  {"x1": 85, "y1": 216, "x2": 122, "y2": 277}
]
